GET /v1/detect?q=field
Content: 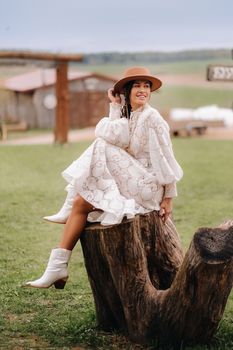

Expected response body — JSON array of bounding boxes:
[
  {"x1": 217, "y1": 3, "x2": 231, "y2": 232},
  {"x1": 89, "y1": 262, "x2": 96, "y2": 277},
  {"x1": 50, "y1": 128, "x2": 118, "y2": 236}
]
[
  {"x1": 0, "y1": 57, "x2": 233, "y2": 348},
  {"x1": 72, "y1": 59, "x2": 233, "y2": 110},
  {"x1": 0, "y1": 139, "x2": 233, "y2": 349},
  {"x1": 1, "y1": 58, "x2": 233, "y2": 115}
]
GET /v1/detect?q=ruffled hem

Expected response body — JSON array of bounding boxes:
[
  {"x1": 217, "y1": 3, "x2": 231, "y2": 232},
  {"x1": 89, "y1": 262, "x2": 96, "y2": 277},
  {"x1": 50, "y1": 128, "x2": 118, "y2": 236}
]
[
  {"x1": 87, "y1": 205, "x2": 152, "y2": 226},
  {"x1": 62, "y1": 138, "x2": 162, "y2": 226}
]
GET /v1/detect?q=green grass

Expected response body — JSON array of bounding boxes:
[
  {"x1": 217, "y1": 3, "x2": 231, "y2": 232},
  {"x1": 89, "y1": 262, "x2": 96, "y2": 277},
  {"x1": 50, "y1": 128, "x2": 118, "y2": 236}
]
[
  {"x1": 151, "y1": 86, "x2": 233, "y2": 110},
  {"x1": 0, "y1": 139, "x2": 233, "y2": 349},
  {"x1": 75, "y1": 60, "x2": 233, "y2": 111},
  {"x1": 73, "y1": 58, "x2": 233, "y2": 76}
]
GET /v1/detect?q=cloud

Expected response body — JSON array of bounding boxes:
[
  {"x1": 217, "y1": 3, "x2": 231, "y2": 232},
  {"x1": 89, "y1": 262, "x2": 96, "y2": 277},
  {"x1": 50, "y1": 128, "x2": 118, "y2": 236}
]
[{"x1": 0, "y1": 0, "x2": 232, "y2": 52}]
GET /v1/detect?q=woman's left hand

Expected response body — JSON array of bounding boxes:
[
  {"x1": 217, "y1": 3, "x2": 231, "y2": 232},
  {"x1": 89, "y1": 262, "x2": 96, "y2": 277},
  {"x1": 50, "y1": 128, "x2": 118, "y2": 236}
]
[{"x1": 159, "y1": 198, "x2": 173, "y2": 223}]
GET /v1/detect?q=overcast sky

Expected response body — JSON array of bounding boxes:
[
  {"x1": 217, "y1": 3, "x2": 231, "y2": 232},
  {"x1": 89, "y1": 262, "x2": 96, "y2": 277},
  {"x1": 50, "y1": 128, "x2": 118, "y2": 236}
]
[{"x1": 0, "y1": 0, "x2": 232, "y2": 53}]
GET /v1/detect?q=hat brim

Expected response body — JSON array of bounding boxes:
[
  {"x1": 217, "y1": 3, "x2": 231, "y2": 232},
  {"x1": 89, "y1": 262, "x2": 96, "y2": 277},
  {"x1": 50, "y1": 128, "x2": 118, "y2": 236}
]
[{"x1": 113, "y1": 74, "x2": 162, "y2": 94}]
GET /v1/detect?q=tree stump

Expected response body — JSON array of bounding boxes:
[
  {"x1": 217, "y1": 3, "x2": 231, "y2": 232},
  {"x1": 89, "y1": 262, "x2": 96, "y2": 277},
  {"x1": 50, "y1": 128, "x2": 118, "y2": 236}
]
[{"x1": 80, "y1": 212, "x2": 233, "y2": 348}]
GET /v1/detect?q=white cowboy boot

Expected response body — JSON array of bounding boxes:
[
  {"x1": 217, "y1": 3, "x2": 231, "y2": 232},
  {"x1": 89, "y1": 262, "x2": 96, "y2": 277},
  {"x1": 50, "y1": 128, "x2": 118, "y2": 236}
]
[
  {"x1": 24, "y1": 248, "x2": 72, "y2": 289},
  {"x1": 43, "y1": 184, "x2": 76, "y2": 224}
]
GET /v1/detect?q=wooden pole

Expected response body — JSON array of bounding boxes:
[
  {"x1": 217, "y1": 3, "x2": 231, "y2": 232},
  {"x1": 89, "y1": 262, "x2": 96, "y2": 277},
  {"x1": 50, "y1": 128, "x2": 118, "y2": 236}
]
[{"x1": 55, "y1": 61, "x2": 69, "y2": 144}]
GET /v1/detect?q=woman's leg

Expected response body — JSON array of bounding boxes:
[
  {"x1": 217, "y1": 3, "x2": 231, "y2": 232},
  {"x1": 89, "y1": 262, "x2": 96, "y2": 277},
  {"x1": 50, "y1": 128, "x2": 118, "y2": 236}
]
[
  {"x1": 25, "y1": 195, "x2": 94, "y2": 289},
  {"x1": 43, "y1": 183, "x2": 76, "y2": 224},
  {"x1": 59, "y1": 195, "x2": 94, "y2": 250}
]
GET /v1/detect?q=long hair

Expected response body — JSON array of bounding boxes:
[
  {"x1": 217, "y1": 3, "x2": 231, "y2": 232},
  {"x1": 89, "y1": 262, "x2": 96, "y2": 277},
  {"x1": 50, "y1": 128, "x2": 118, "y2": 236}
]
[{"x1": 121, "y1": 80, "x2": 134, "y2": 119}]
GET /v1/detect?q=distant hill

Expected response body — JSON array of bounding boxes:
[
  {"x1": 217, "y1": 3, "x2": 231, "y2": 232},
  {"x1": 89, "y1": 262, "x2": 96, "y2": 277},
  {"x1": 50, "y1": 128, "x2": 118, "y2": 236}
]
[
  {"x1": 82, "y1": 49, "x2": 232, "y2": 64},
  {"x1": 0, "y1": 48, "x2": 231, "y2": 67}
]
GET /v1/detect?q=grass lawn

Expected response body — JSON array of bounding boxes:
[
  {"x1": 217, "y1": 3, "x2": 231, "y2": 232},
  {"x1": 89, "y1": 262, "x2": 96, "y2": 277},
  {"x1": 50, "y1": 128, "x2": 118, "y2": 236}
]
[
  {"x1": 74, "y1": 60, "x2": 233, "y2": 111},
  {"x1": 150, "y1": 86, "x2": 233, "y2": 111},
  {"x1": 0, "y1": 139, "x2": 233, "y2": 349},
  {"x1": 73, "y1": 58, "x2": 233, "y2": 76}
]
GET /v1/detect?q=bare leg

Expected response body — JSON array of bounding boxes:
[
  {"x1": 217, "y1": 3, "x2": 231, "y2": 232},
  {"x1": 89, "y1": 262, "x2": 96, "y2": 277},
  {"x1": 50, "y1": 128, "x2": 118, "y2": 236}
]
[
  {"x1": 59, "y1": 195, "x2": 94, "y2": 250},
  {"x1": 24, "y1": 195, "x2": 94, "y2": 289}
]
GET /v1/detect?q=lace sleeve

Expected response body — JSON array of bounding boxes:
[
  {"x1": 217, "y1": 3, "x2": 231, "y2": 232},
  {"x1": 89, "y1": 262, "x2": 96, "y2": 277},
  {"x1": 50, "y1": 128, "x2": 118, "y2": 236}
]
[
  {"x1": 149, "y1": 117, "x2": 183, "y2": 186},
  {"x1": 108, "y1": 103, "x2": 122, "y2": 120},
  {"x1": 164, "y1": 182, "x2": 178, "y2": 198},
  {"x1": 95, "y1": 104, "x2": 129, "y2": 148}
]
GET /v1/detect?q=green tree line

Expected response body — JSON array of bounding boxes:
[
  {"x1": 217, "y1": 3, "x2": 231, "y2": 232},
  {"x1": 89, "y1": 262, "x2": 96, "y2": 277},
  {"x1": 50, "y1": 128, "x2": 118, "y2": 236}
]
[{"x1": 82, "y1": 48, "x2": 232, "y2": 64}]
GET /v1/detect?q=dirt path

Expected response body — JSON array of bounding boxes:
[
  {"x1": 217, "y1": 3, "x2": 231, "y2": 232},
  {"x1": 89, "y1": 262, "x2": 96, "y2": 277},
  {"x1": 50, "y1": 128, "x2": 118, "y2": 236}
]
[
  {"x1": 202, "y1": 127, "x2": 233, "y2": 140},
  {"x1": 0, "y1": 127, "x2": 96, "y2": 145},
  {"x1": 0, "y1": 126, "x2": 232, "y2": 146}
]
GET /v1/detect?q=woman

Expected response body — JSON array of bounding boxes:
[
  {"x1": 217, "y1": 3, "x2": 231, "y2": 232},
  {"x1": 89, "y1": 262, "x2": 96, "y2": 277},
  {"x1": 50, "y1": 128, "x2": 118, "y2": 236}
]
[{"x1": 25, "y1": 66, "x2": 183, "y2": 289}]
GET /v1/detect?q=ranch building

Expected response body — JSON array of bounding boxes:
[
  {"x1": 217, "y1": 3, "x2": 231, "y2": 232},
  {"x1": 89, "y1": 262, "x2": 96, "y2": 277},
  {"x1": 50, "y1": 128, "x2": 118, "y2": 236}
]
[{"x1": 1, "y1": 69, "x2": 117, "y2": 129}]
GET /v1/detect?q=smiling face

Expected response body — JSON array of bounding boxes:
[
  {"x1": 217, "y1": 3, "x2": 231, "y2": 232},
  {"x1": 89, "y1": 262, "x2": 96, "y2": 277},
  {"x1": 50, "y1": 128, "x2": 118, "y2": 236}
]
[{"x1": 129, "y1": 80, "x2": 151, "y2": 111}]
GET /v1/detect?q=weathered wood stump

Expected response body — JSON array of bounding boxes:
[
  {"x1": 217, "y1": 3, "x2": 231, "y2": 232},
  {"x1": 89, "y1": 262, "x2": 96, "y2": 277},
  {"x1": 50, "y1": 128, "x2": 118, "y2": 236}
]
[{"x1": 80, "y1": 212, "x2": 233, "y2": 348}]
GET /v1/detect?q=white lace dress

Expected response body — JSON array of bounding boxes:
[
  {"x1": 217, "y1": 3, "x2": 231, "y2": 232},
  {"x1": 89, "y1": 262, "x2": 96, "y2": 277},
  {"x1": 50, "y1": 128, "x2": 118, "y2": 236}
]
[{"x1": 62, "y1": 103, "x2": 183, "y2": 225}]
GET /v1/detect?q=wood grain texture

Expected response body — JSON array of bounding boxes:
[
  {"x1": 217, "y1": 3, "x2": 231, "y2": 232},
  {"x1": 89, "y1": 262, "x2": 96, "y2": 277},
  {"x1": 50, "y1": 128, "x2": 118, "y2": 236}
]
[
  {"x1": 55, "y1": 62, "x2": 69, "y2": 144},
  {"x1": 80, "y1": 212, "x2": 233, "y2": 347}
]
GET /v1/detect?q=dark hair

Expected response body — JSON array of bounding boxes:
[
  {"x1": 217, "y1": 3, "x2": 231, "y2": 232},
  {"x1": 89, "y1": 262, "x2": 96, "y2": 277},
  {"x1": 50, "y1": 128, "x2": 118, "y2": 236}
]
[
  {"x1": 121, "y1": 80, "x2": 152, "y2": 119},
  {"x1": 120, "y1": 80, "x2": 134, "y2": 118}
]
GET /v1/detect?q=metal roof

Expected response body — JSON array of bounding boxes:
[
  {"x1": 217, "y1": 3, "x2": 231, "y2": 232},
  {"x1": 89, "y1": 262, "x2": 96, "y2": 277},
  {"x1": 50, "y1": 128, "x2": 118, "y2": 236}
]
[{"x1": 3, "y1": 69, "x2": 117, "y2": 92}]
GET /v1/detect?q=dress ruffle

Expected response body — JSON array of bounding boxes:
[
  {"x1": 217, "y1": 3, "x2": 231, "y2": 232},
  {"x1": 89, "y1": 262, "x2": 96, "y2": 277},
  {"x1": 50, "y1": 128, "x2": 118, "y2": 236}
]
[
  {"x1": 61, "y1": 104, "x2": 183, "y2": 226},
  {"x1": 62, "y1": 138, "x2": 161, "y2": 225}
]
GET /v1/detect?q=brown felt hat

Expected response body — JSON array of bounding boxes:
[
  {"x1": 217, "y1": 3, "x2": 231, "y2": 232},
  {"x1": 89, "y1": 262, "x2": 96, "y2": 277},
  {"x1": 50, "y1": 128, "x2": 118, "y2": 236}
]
[{"x1": 113, "y1": 66, "x2": 162, "y2": 94}]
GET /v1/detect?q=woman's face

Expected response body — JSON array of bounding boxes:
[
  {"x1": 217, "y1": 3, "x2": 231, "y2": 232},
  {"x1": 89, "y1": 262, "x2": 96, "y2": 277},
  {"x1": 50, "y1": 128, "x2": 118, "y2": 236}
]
[{"x1": 129, "y1": 80, "x2": 151, "y2": 111}]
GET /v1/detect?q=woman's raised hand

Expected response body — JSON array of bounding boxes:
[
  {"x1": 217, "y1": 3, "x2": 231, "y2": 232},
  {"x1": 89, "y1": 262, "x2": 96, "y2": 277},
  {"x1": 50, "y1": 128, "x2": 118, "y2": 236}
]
[{"x1": 108, "y1": 88, "x2": 121, "y2": 104}]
